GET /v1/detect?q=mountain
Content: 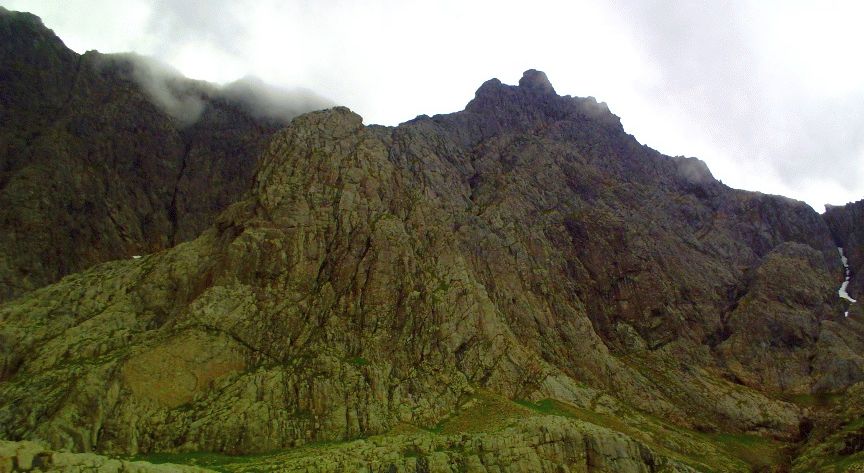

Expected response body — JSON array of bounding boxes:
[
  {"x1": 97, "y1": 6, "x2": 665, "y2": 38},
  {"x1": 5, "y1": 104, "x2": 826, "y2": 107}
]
[
  {"x1": 1, "y1": 8, "x2": 864, "y2": 473},
  {"x1": 0, "y1": 7, "x2": 330, "y2": 302}
]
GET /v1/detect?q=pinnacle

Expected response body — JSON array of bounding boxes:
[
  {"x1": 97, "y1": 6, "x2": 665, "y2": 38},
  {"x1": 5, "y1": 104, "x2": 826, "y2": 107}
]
[{"x1": 518, "y1": 69, "x2": 556, "y2": 95}]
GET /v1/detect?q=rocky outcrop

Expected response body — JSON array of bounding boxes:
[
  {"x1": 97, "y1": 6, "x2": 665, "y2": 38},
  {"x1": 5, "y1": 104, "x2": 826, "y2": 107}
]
[
  {"x1": 717, "y1": 243, "x2": 864, "y2": 393},
  {"x1": 0, "y1": 418, "x2": 704, "y2": 473},
  {"x1": 0, "y1": 7, "x2": 329, "y2": 302},
  {"x1": 0, "y1": 440, "x2": 207, "y2": 472},
  {"x1": 219, "y1": 417, "x2": 699, "y2": 473}
]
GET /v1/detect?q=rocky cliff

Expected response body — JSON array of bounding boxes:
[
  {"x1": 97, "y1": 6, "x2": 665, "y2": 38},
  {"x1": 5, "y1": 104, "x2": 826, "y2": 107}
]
[
  {"x1": 1, "y1": 9, "x2": 864, "y2": 472},
  {"x1": 0, "y1": 7, "x2": 329, "y2": 302},
  {"x1": 825, "y1": 199, "x2": 864, "y2": 315}
]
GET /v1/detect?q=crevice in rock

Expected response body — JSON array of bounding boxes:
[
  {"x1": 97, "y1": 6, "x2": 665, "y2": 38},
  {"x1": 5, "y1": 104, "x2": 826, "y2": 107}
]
[
  {"x1": 838, "y1": 247, "x2": 856, "y2": 308},
  {"x1": 167, "y1": 141, "x2": 191, "y2": 245}
]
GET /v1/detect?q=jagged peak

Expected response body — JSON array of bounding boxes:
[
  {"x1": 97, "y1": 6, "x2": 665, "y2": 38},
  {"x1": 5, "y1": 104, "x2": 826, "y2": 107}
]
[
  {"x1": 473, "y1": 70, "x2": 557, "y2": 97},
  {"x1": 470, "y1": 77, "x2": 507, "y2": 99},
  {"x1": 464, "y1": 69, "x2": 623, "y2": 133},
  {"x1": 293, "y1": 105, "x2": 363, "y2": 130},
  {"x1": 518, "y1": 69, "x2": 556, "y2": 95}
]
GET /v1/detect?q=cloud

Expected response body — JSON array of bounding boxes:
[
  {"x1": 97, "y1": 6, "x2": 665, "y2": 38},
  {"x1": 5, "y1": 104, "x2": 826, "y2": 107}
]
[
  {"x1": 91, "y1": 53, "x2": 332, "y2": 126},
  {"x1": 218, "y1": 76, "x2": 334, "y2": 122},
  {"x1": 674, "y1": 156, "x2": 715, "y2": 186},
  {"x1": 146, "y1": 0, "x2": 249, "y2": 57},
  {"x1": 91, "y1": 52, "x2": 211, "y2": 125},
  {"x1": 612, "y1": 0, "x2": 864, "y2": 209}
]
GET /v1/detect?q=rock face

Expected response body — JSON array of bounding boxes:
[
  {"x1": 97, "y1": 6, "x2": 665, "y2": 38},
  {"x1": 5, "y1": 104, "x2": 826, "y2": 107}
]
[
  {"x1": 716, "y1": 242, "x2": 861, "y2": 393},
  {"x1": 0, "y1": 7, "x2": 329, "y2": 302},
  {"x1": 2, "y1": 9, "x2": 864, "y2": 471},
  {"x1": 216, "y1": 416, "x2": 700, "y2": 473},
  {"x1": 825, "y1": 198, "x2": 864, "y2": 316}
]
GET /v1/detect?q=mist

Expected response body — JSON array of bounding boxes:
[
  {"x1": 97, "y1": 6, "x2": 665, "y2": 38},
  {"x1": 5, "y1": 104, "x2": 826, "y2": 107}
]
[
  {"x1": 218, "y1": 77, "x2": 334, "y2": 123},
  {"x1": 93, "y1": 52, "x2": 333, "y2": 127},
  {"x1": 99, "y1": 53, "x2": 210, "y2": 125},
  {"x1": 673, "y1": 156, "x2": 715, "y2": 186}
]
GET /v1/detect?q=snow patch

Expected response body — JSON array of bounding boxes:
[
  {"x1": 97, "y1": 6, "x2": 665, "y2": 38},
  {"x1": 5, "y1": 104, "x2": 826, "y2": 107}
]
[
  {"x1": 838, "y1": 247, "x2": 857, "y2": 306},
  {"x1": 840, "y1": 281, "x2": 857, "y2": 303}
]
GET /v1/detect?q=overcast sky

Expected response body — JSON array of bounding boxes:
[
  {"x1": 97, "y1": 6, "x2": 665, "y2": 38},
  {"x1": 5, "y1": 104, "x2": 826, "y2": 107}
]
[{"x1": 3, "y1": 0, "x2": 863, "y2": 211}]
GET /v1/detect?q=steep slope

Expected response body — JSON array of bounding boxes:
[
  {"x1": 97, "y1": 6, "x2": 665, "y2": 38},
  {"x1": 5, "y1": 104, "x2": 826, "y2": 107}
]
[
  {"x1": 2, "y1": 68, "x2": 863, "y2": 472},
  {"x1": 825, "y1": 199, "x2": 864, "y2": 317},
  {"x1": 0, "y1": 7, "x2": 329, "y2": 302},
  {"x1": 790, "y1": 381, "x2": 864, "y2": 472}
]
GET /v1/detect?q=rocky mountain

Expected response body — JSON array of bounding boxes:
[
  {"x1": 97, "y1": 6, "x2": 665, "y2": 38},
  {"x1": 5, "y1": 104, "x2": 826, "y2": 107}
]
[
  {"x1": 0, "y1": 7, "x2": 330, "y2": 302},
  {"x1": 1, "y1": 8, "x2": 864, "y2": 473}
]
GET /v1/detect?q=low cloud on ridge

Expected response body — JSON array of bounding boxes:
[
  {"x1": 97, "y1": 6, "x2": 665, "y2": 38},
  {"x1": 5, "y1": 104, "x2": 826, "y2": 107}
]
[{"x1": 93, "y1": 52, "x2": 333, "y2": 126}]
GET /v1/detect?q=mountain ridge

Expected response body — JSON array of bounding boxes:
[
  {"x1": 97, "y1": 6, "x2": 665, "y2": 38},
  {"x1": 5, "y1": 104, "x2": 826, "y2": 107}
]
[
  {"x1": 1, "y1": 7, "x2": 864, "y2": 472},
  {"x1": 0, "y1": 6, "x2": 330, "y2": 302}
]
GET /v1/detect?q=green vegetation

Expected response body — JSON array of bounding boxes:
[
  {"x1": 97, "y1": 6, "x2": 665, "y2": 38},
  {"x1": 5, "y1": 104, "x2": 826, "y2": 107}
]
[
  {"x1": 429, "y1": 390, "x2": 535, "y2": 434},
  {"x1": 515, "y1": 398, "x2": 566, "y2": 415},
  {"x1": 401, "y1": 446, "x2": 421, "y2": 458},
  {"x1": 703, "y1": 433, "x2": 789, "y2": 470},
  {"x1": 514, "y1": 397, "x2": 793, "y2": 472},
  {"x1": 129, "y1": 451, "x2": 265, "y2": 472},
  {"x1": 348, "y1": 356, "x2": 369, "y2": 366},
  {"x1": 781, "y1": 392, "x2": 843, "y2": 408},
  {"x1": 818, "y1": 453, "x2": 864, "y2": 473}
]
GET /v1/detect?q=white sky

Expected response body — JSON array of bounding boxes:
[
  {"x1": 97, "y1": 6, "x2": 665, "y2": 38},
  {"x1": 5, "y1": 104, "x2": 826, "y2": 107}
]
[{"x1": 3, "y1": 0, "x2": 863, "y2": 211}]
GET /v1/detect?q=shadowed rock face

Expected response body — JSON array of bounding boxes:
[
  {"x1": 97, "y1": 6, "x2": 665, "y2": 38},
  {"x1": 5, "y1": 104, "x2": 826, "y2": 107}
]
[
  {"x1": 0, "y1": 8, "x2": 327, "y2": 302},
  {"x1": 825, "y1": 199, "x2": 864, "y2": 313}
]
